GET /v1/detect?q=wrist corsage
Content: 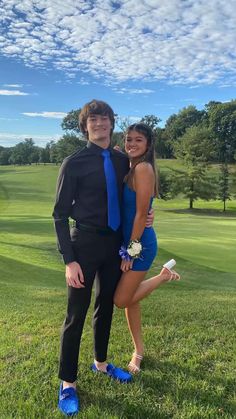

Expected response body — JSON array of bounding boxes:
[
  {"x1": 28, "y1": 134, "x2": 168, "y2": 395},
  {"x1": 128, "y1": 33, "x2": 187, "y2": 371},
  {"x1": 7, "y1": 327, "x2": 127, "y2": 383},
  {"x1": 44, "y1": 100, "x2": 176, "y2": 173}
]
[
  {"x1": 127, "y1": 239, "x2": 142, "y2": 258},
  {"x1": 119, "y1": 239, "x2": 142, "y2": 261}
]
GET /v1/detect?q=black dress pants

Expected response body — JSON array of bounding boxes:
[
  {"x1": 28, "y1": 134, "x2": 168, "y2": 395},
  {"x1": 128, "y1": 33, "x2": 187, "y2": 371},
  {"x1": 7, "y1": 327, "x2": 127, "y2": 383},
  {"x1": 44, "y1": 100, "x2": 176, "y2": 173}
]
[{"x1": 59, "y1": 227, "x2": 122, "y2": 382}]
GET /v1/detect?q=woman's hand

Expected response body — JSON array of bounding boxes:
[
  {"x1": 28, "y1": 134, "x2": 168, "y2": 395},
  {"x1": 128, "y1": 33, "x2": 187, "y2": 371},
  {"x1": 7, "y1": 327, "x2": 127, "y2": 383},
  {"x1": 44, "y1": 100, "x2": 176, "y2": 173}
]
[{"x1": 121, "y1": 259, "x2": 133, "y2": 272}]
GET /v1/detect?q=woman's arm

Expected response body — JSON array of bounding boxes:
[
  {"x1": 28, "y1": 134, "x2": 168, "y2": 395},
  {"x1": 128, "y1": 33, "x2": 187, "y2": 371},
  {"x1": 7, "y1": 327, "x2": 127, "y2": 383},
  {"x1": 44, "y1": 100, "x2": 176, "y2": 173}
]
[
  {"x1": 120, "y1": 162, "x2": 155, "y2": 271},
  {"x1": 130, "y1": 162, "x2": 155, "y2": 241}
]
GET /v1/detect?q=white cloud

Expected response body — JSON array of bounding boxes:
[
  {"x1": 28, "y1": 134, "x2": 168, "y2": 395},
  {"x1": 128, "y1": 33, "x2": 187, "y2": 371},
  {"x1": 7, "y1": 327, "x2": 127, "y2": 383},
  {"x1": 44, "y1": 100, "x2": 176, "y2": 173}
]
[
  {"x1": 76, "y1": 77, "x2": 90, "y2": 85},
  {"x1": 0, "y1": 117, "x2": 20, "y2": 121},
  {"x1": 0, "y1": 89, "x2": 29, "y2": 95},
  {"x1": 114, "y1": 88, "x2": 155, "y2": 94},
  {"x1": 117, "y1": 115, "x2": 141, "y2": 123},
  {"x1": 4, "y1": 84, "x2": 23, "y2": 87},
  {"x1": 0, "y1": 0, "x2": 236, "y2": 86},
  {"x1": 0, "y1": 132, "x2": 61, "y2": 147},
  {"x1": 22, "y1": 111, "x2": 67, "y2": 119}
]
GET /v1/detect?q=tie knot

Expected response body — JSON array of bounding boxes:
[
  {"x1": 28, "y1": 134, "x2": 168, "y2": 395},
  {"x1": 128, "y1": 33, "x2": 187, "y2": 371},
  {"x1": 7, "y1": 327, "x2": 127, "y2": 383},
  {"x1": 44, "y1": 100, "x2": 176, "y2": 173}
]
[{"x1": 102, "y1": 149, "x2": 110, "y2": 158}]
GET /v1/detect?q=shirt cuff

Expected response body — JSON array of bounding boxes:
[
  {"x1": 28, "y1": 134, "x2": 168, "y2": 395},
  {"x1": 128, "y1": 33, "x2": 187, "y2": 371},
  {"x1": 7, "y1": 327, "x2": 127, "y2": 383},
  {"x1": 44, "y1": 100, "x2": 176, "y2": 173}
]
[{"x1": 62, "y1": 253, "x2": 76, "y2": 265}]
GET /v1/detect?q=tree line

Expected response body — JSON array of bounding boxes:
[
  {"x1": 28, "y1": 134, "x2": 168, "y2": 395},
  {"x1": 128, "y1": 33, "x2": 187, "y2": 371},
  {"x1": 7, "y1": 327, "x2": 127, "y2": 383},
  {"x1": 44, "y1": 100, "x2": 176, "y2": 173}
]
[{"x1": 1, "y1": 100, "x2": 236, "y2": 210}]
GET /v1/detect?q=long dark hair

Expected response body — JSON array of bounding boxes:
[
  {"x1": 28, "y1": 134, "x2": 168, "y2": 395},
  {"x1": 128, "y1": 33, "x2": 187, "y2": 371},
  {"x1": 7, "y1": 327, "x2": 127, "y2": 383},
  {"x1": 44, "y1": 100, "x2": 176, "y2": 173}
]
[{"x1": 124, "y1": 123, "x2": 158, "y2": 196}]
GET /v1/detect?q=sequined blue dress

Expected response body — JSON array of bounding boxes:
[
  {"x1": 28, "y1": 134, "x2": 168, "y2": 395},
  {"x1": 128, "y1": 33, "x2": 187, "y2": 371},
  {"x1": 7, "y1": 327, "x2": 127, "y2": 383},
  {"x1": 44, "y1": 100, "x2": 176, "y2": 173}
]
[{"x1": 122, "y1": 183, "x2": 158, "y2": 271}]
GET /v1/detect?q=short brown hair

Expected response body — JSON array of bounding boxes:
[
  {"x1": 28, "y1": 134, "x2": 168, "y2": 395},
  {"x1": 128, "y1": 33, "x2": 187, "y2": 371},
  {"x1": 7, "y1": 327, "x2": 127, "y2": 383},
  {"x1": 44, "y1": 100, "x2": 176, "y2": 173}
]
[{"x1": 79, "y1": 99, "x2": 115, "y2": 137}]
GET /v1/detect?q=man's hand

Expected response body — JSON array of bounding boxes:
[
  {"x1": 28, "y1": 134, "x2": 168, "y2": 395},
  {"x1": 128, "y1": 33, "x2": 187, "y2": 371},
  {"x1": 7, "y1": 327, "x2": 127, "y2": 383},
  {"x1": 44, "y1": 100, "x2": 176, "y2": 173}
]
[
  {"x1": 146, "y1": 208, "x2": 154, "y2": 227},
  {"x1": 65, "y1": 261, "x2": 85, "y2": 288}
]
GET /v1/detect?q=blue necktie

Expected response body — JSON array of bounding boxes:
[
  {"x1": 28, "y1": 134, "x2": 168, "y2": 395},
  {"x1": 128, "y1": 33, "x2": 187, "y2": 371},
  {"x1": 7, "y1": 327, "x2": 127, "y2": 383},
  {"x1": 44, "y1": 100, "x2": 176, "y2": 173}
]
[{"x1": 102, "y1": 149, "x2": 120, "y2": 231}]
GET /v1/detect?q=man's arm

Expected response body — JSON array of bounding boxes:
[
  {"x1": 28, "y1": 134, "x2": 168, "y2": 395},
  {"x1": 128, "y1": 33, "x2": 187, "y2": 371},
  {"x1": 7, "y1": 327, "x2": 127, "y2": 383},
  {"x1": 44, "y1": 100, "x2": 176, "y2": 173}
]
[
  {"x1": 52, "y1": 160, "x2": 84, "y2": 287},
  {"x1": 52, "y1": 160, "x2": 76, "y2": 264}
]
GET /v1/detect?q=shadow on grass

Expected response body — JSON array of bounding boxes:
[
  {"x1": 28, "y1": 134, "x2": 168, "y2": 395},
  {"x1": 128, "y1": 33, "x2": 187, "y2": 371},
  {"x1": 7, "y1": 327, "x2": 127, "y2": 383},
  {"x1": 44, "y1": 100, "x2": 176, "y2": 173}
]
[
  {"x1": 79, "y1": 387, "x2": 168, "y2": 419},
  {"x1": 1, "y1": 214, "x2": 52, "y2": 219},
  {"x1": 0, "y1": 217, "x2": 55, "y2": 235},
  {"x1": 141, "y1": 355, "x2": 235, "y2": 417},
  {"x1": 0, "y1": 167, "x2": 39, "y2": 174},
  {"x1": 157, "y1": 248, "x2": 236, "y2": 291},
  {"x1": 74, "y1": 355, "x2": 235, "y2": 418},
  {"x1": 0, "y1": 168, "x2": 12, "y2": 174},
  {"x1": 0, "y1": 240, "x2": 56, "y2": 252},
  {"x1": 1, "y1": 252, "x2": 235, "y2": 418},
  {"x1": 0, "y1": 254, "x2": 63, "y2": 289},
  {"x1": 0, "y1": 179, "x2": 54, "y2": 202},
  {"x1": 0, "y1": 182, "x2": 10, "y2": 212},
  {"x1": 163, "y1": 208, "x2": 236, "y2": 217}
]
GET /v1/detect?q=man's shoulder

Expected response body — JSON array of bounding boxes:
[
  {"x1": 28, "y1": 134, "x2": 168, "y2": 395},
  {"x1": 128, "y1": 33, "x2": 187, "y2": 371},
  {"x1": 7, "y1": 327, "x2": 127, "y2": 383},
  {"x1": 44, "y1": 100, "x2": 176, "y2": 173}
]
[
  {"x1": 113, "y1": 150, "x2": 129, "y2": 171},
  {"x1": 113, "y1": 148, "x2": 128, "y2": 161},
  {"x1": 62, "y1": 146, "x2": 88, "y2": 166}
]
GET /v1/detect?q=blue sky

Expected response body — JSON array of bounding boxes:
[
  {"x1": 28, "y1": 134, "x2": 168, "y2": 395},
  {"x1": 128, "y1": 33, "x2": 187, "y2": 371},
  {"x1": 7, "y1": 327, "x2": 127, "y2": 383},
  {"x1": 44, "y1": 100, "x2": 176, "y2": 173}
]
[{"x1": 1, "y1": 0, "x2": 236, "y2": 147}]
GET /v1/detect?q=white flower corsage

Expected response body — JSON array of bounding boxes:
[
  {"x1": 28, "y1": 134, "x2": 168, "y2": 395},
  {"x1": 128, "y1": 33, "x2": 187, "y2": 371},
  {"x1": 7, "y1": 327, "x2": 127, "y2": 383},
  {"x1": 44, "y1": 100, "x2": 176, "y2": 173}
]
[
  {"x1": 119, "y1": 239, "x2": 142, "y2": 261},
  {"x1": 127, "y1": 239, "x2": 142, "y2": 259}
]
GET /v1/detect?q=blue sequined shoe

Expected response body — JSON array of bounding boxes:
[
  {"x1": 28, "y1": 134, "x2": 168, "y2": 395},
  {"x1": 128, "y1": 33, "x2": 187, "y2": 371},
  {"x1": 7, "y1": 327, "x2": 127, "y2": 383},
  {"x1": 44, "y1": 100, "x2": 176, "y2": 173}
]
[
  {"x1": 91, "y1": 363, "x2": 132, "y2": 383},
  {"x1": 58, "y1": 383, "x2": 79, "y2": 416}
]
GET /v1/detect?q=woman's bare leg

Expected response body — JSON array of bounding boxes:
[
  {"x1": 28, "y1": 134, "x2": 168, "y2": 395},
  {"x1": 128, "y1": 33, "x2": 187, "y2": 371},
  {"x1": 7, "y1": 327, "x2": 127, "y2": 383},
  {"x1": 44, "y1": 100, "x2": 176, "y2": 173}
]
[
  {"x1": 114, "y1": 267, "x2": 180, "y2": 309},
  {"x1": 125, "y1": 302, "x2": 144, "y2": 372},
  {"x1": 130, "y1": 267, "x2": 180, "y2": 304},
  {"x1": 114, "y1": 268, "x2": 180, "y2": 372},
  {"x1": 114, "y1": 270, "x2": 146, "y2": 371}
]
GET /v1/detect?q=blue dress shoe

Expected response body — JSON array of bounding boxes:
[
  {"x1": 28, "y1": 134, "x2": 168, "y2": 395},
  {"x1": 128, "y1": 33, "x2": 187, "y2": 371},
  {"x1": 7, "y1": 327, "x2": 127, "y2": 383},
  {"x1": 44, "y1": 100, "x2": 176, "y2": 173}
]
[
  {"x1": 91, "y1": 363, "x2": 132, "y2": 383},
  {"x1": 58, "y1": 383, "x2": 79, "y2": 416}
]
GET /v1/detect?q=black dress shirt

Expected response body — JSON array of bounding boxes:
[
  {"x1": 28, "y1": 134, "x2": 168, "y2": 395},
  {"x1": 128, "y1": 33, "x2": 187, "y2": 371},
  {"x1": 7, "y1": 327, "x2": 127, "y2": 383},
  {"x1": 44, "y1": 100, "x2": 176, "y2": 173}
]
[{"x1": 52, "y1": 141, "x2": 129, "y2": 264}]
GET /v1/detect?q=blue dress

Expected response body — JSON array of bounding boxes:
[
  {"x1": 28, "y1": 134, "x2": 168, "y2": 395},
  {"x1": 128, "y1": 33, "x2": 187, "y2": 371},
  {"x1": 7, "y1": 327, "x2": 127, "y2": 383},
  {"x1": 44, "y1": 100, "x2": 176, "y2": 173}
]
[{"x1": 122, "y1": 183, "x2": 158, "y2": 271}]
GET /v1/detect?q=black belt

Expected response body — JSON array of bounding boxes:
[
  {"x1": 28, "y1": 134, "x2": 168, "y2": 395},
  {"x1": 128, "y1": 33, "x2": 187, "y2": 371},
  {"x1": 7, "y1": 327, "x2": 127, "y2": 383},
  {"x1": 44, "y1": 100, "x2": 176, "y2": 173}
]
[{"x1": 75, "y1": 223, "x2": 117, "y2": 235}]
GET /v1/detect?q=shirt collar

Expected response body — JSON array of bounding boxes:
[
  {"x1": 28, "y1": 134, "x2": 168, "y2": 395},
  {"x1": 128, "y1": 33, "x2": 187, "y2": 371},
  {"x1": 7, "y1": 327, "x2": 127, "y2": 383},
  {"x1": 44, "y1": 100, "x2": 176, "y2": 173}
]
[{"x1": 87, "y1": 141, "x2": 114, "y2": 155}]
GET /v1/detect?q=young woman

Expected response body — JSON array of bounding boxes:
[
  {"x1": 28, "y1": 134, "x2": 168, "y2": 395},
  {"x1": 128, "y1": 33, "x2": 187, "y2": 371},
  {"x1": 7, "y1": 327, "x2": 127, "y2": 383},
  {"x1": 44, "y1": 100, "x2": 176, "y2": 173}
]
[{"x1": 114, "y1": 123, "x2": 180, "y2": 373}]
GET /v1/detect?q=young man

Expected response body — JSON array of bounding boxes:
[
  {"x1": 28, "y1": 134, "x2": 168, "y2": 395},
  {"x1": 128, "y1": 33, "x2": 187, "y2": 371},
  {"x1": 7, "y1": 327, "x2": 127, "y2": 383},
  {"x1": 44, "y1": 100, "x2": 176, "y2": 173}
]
[{"x1": 53, "y1": 99, "x2": 152, "y2": 415}]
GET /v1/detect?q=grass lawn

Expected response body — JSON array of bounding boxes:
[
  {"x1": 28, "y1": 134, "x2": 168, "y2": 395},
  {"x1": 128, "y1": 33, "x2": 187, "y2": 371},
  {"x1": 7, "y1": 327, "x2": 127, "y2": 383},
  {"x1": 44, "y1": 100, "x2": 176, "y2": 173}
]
[{"x1": 0, "y1": 164, "x2": 236, "y2": 419}]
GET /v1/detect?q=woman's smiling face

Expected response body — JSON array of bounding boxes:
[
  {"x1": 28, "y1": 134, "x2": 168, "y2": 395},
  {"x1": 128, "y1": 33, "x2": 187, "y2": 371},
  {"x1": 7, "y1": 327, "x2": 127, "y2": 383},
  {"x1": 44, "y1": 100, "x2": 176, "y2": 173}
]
[{"x1": 125, "y1": 130, "x2": 148, "y2": 159}]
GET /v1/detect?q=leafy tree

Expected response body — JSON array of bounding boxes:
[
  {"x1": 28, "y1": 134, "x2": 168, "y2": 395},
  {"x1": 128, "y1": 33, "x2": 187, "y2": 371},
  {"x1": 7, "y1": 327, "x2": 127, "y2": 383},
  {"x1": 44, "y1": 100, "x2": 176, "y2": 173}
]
[
  {"x1": 54, "y1": 134, "x2": 86, "y2": 163},
  {"x1": 31, "y1": 147, "x2": 40, "y2": 164},
  {"x1": 49, "y1": 141, "x2": 60, "y2": 164},
  {"x1": 111, "y1": 132, "x2": 124, "y2": 149},
  {"x1": 39, "y1": 146, "x2": 50, "y2": 164},
  {"x1": 174, "y1": 125, "x2": 217, "y2": 209},
  {"x1": 140, "y1": 115, "x2": 161, "y2": 130},
  {"x1": 8, "y1": 138, "x2": 36, "y2": 165},
  {"x1": 115, "y1": 116, "x2": 133, "y2": 133},
  {"x1": 158, "y1": 169, "x2": 179, "y2": 200},
  {"x1": 0, "y1": 148, "x2": 12, "y2": 165},
  {"x1": 218, "y1": 164, "x2": 231, "y2": 211},
  {"x1": 61, "y1": 109, "x2": 81, "y2": 134},
  {"x1": 9, "y1": 146, "x2": 24, "y2": 165},
  {"x1": 165, "y1": 105, "x2": 205, "y2": 143},
  {"x1": 155, "y1": 128, "x2": 173, "y2": 158},
  {"x1": 206, "y1": 100, "x2": 236, "y2": 162},
  {"x1": 204, "y1": 100, "x2": 221, "y2": 113},
  {"x1": 140, "y1": 115, "x2": 173, "y2": 158}
]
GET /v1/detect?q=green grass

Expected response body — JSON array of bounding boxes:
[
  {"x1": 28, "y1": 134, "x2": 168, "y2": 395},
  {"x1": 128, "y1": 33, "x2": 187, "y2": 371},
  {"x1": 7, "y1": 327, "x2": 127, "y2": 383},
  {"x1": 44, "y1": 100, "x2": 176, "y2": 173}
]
[{"x1": 0, "y1": 164, "x2": 236, "y2": 419}]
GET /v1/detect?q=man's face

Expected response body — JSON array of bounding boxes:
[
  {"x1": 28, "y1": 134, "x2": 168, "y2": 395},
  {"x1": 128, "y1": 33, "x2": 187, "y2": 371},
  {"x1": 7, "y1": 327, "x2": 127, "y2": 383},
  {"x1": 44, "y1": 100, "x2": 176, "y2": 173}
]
[{"x1": 85, "y1": 114, "x2": 112, "y2": 143}]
